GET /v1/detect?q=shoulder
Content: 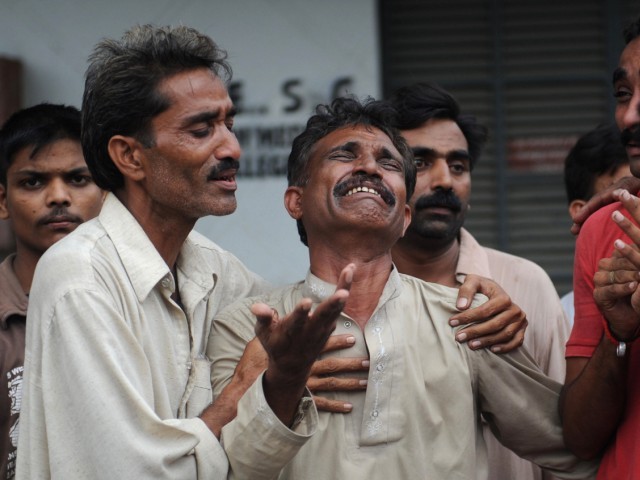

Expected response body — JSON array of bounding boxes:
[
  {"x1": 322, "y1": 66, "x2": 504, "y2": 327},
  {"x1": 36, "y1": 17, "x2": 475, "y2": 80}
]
[
  {"x1": 481, "y1": 246, "x2": 554, "y2": 286},
  {"x1": 187, "y1": 231, "x2": 262, "y2": 278},
  {"x1": 575, "y1": 202, "x2": 624, "y2": 261},
  {"x1": 218, "y1": 283, "x2": 303, "y2": 316},
  {"x1": 30, "y1": 220, "x2": 119, "y2": 316},
  {"x1": 398, "y1": 274, "x2": 487, "y2": 308},
  {"x1": 579, "y1": 202, "x2": 621, "y2": 241},
  {"x1": 213, "y1": 282, "x2": 303, "y2": 334}
]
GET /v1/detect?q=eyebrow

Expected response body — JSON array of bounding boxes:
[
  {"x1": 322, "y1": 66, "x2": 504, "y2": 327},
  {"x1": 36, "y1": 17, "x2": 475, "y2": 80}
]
[
  {"x1": 613, "y1": 67, "x2": 627, "y2": 84},
  {"x1": 412, "y1": 146, "x2": 470, "y2": 160},
  {"x1": 328, "y1": 141, "x2": 358, "y2": 154},
  {"x1": 182, "y1": 106, "x2": 238, "y2": 126},
  {"x1": 14, "y1": 166, "x2": 92, "y2": 177}
]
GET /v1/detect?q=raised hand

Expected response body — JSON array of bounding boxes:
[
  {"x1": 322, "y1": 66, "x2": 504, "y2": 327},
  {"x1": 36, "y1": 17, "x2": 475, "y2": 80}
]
[{"x1": 251, "y1": 264, "x2": 355, "y2": 425}]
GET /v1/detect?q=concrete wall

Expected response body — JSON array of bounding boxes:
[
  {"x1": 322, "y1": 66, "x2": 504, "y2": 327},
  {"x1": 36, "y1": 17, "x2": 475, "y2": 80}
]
[{"x1": 0, "y1": 0, "x2": 380, "y2": 284}]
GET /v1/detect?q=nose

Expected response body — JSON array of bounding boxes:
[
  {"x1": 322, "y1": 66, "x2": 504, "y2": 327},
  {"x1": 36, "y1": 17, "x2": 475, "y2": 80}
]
[
  {"x1": 45, "y1": 179, "x2": 71, "y2": 207},
  {"x1": 430, "y1": 159, "x2": 453, "y2": 190},
  {"x1": 215, "y1": 128, "x2": 242, "y2": 161},
  {"x1": 353, "y1": 153, "x2": 381, "y2": 177},
  {"x1": 619, "y1": 92, "x2": 640, "y2": 131}
]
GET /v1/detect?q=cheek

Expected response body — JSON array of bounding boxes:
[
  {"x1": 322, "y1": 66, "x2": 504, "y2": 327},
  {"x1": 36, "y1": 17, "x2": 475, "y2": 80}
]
[{"x1": 615, "y1": 105, "x2": 627, "y2": 131}]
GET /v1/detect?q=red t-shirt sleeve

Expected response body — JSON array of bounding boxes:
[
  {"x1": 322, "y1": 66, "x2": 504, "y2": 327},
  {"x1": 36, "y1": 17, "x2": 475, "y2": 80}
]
[{"x1": 566, "y1": 202, "x2": 630, "y2": 358}]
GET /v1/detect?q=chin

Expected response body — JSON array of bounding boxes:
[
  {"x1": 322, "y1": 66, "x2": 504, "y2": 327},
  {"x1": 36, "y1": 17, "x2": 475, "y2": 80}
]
[{"x1": 209, "y1": 201, "x2": 237, "y2": 217}]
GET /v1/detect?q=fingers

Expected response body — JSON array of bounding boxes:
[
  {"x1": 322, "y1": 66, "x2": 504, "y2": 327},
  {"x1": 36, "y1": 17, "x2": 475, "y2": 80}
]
[
  {"x1": 478, "y1": 323, "x2": 527, "y2": 354},
  {"x1": 618, "y1": 190, "x2": 640, "y2": 225},
  {"x1": 307, "y1": 375, "x2": 368, "y2": 392},
  {"x1": 250, "y1": 302, "x2": 278, "y2": 326},
  {"x1": 454, "y1": 275, "x2": 508, "y2": 315},
  {"x1": 336, "y1": 263, "x2": 356, "y2": 292},
  {"x1": 313, "y1": 395, "x2": 353, "y2": 414},
  {"x1": 321, "y1": 334, "x2": 356, "y2": 353},
  {"x1": 450, "y1": 292, "x2": 510, "y2": 327},
  {"x1": 454, "y1": 309, "x2": 527, "y2": 351},
  {"x1": 310, "y1": 356, "x2": 370, "y2": 376},
  {"x1": 594, "y1": 281, "x2": 638, "y2": 307},
  {"x1": 308, "y1": 290, "x2": 348, "y2": 332},
  {"x1": 570, "y1": 177, "x2": 640, "y2": 234},
  {"x1": 612, "y1": 204, "x2": 640, "y2": 248},
  {"x1": 456, "y1": 274, "x2": 481, "y2": 310}
]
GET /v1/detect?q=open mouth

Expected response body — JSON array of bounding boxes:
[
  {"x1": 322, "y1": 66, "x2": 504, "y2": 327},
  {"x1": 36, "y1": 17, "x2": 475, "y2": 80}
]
[
  {"x1": 334, "y1": 178, "x2": 396, "y2": 206},
  {"x1": 211, "y1": 173, "x2": 236, "y2": 182},
  {"x1": 346, "y1": 186, "x2": 381, "y2": 197}
]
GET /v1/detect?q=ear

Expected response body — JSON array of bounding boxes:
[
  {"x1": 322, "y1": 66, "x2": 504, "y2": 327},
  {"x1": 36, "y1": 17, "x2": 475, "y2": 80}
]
[
  {"x1": 400, "y1": 204, "x2": 412, "y2": 237},
  {"x1": 284, "y1": 186, "x2": 304, "y2": 220},
  {"x1": 0, "y1": 183, "x2": 8, "y2": 220},
  {"x1": 107, "y1": 135, "x2": 146, "y2": 182},
  {"x1": 568, "y1": 199, "x2": 586, "y2": 222}
]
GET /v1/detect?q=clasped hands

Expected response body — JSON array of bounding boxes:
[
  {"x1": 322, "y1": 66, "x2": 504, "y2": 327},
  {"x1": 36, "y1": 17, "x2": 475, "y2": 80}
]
[{"x1": 593, "y1": 190, "x2": 640, "y2": 342}]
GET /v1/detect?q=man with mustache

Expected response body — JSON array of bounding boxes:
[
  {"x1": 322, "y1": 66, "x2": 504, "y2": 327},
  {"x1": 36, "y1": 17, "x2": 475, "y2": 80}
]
[
  {"x1": 16, "y1": 25, "x2": 349, "y2": 480},
  {"x1": 388, "y1": 83, "x2": 572, "y2": 480},
  {"x1": 209, "y1": 96, "x2": 597, "y2": 479},
  {"x1": 0, "y1": 103, "x2": 104, "y2": 479},
  {"x1": 561, "y1": 16, "x2": 640, "y2": 479}
]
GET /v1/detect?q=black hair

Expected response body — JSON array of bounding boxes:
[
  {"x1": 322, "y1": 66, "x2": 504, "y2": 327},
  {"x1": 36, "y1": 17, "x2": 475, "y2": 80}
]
[
  {"x1": 0, "y1": 103, "x2": 81, "y2": 186},
  {"x1": 388, "y1": 82, "x2": 488, "y2": 170},
  {"x1": 82, "y1": 24, "x2": 232, "y2": 191},
  {"x1": 564, "y1": 123, "x2": 628, "y2": 203},
  {"x1": 288, "y1": 96, "x2": 416, "y2": 246}
]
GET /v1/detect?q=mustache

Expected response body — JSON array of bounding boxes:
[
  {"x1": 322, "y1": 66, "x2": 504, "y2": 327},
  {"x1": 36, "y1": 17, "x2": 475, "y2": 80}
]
[
  {"x1": 36, "y1": 207, "x2": 83, "y2": 226},
  {"x1": 620, "y1": 127, "x2": 640, "y2": 147},
  {"x1": 414, "y1": 189, "x2": 462, "y2": 212},
  {"x1": 207, "y1": 159, "x2": 240, "y2": 180},
  {"x1": 333, "y1": 175, "x2": 396, "y2": 206}
]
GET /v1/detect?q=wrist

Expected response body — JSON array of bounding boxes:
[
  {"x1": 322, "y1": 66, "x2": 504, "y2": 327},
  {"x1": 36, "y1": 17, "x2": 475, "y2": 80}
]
[
  {"x1": 265, "y1": 363, "x2": 310, "y2": 392},
  {"x1": 602, "y1": 319, "x2": 634, "y2": 357},
  {"x1": 603, "y1": 318, "x2": 640, "y2": 344}
]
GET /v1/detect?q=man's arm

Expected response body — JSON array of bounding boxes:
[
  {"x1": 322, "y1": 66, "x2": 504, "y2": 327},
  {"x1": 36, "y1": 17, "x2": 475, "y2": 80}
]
[
  {"x1": 474, "y1": 345, "x2": 599, "y2": 479},
  {"x1": 570, "y1": 177, "x2": 640, "y2": 234},
  {"x1": 562, "y1": 344, "x2": 628, "y2": 459}
]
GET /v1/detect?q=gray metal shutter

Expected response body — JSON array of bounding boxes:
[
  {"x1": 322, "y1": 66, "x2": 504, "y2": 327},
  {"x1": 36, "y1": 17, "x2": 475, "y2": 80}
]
[{"x1": 380, "y1": 0, "x2": 637, "y2": 295}]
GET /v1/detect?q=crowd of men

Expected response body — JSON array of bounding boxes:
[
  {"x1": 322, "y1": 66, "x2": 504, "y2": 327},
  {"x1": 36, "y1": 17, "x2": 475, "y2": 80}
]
[{"x1": 1, "y1": 16, "x2": 640, "y2": 480}]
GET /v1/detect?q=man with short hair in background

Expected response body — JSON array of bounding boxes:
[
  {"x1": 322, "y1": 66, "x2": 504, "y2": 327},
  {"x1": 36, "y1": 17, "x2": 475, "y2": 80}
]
[
  {"x1": 561, "y1": 123, "x2": 630, "y2": 324},
  {"x1": 0, "y1": 103, "x2": 104, "y2": 479},
  {"x1": 388, "y1": 82, "x2": 573, "y2": 480}
]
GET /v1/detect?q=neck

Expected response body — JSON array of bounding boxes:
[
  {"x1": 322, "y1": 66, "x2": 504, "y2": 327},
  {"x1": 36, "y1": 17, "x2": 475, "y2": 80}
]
[
  {"x1": 115, "y1": 189, "x2": 194, "y2": 269},
  {"x1": 392, "y1": 233, "x2": 460, "y2": 287},
  {"x1": 309, "y1": 242, "x2": 394, "y2": 328}
]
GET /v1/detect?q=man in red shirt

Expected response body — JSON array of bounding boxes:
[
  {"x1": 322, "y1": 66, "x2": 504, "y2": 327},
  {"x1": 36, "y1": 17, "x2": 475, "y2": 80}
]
[{"x1": 562, "y1": 15, "x2": 640, "y2": 479}]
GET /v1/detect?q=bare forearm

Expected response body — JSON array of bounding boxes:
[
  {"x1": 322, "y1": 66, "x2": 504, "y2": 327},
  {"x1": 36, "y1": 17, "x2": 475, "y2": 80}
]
[
  {"x1": 200, "y1": 379, "x2": 251, "y2": 438},
  {"x1": 561, "y1": 335, "x2": 628, "y2": 458}
]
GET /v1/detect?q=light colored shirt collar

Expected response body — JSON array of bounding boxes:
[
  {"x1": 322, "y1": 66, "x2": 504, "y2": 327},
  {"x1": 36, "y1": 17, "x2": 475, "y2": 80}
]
[
  {"x1": 301, "y1": 264, "x2": 403, "y2": 314},
  {"x1": 98, "y1": 193, "x2": 214, "y2": 303}
]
